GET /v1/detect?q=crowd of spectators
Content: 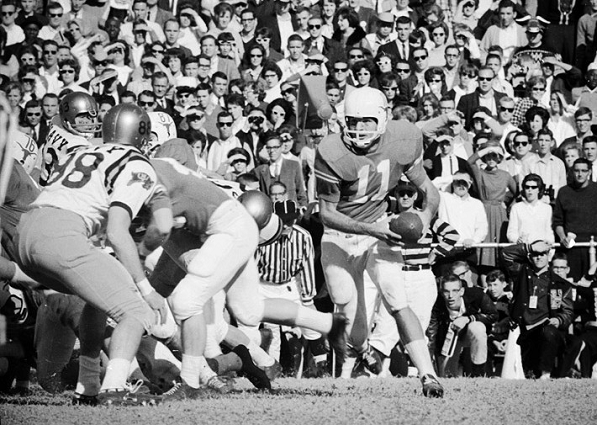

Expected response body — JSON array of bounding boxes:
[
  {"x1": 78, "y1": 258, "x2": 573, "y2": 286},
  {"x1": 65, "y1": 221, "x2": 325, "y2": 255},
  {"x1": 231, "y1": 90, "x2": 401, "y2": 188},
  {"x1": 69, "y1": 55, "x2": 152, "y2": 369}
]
[{"x1": 3, "y1": 0, "x2": 597, "y2": 394}]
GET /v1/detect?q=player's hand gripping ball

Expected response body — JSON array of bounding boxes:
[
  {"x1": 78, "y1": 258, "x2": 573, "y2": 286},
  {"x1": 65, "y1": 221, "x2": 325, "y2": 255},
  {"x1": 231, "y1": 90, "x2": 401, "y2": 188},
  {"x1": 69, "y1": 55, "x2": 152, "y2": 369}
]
[{"x1": 389, "y1": 212, "x2": 424, "y2": 244}]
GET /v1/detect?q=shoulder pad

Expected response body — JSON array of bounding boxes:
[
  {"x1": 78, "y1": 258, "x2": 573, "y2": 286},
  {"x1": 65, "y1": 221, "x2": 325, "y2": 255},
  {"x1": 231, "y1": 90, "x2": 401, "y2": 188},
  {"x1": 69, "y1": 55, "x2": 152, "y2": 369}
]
[
  {"x1": 383, "y1": 120, "x2": 423, "y2": 165},
  {"x1": 317, "y1": 133, "x2": 349, "y2": 163}
]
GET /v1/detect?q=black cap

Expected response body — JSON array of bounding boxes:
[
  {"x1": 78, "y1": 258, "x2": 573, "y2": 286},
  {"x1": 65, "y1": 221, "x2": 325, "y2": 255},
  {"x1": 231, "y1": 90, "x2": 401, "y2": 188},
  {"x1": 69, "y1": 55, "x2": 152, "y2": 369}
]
[
  {"x1": 274, "y1": 200, "x2": 299, "y2": 226},
  {"x1": 23, "y1": 16, "x2": 43, "y2": 29},
  {"x1": 396, "y1": 179, "x2": 417, "y2": 194}
]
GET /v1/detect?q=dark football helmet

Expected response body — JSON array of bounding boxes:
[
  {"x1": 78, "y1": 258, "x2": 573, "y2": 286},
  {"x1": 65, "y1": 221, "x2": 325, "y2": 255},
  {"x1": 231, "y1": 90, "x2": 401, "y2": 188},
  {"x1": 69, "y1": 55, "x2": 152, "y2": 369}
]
[
  {"x1": 59, "y1": 92, "x2": 101, "y2": 138},
  {"x1": 238, "y1": 190, "x2": 283, "y2": 246},
  {"x1": 102, "y1": 104, "x2": 152, "y2": 149}
]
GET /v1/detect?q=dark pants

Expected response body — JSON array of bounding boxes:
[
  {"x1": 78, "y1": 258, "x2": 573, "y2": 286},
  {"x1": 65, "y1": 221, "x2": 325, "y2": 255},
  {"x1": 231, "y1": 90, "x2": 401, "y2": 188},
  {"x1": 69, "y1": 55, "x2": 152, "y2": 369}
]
[
  {"x1": 543, "y1": 24, "x2": 576, "y2": 65},
  {"x1": 562, "y1": 327, "x2": 597, "y2": 377},
  {"x1": 518, "y1": 323, "x2": 565, "y2": 378},
  {"x1": 562, "y1": 246, "x2": 590, "y2": 282}
]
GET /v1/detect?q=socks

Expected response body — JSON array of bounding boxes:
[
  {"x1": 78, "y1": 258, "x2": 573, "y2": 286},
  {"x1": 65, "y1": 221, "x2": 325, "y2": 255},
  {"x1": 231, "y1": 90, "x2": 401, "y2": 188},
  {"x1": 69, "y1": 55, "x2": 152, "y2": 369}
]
[
  {"x1": 181, "y1": 354, "x2": 216, "y2": 388},
  {"x1": 100, "y1": 358, "x2": 131, "y2": 392},
  {"x1": 340, "y1": 356, "x2": 357, "y2": 379},
  {"x1": 404, "y1": 340, "x2": 436, "y2": 377},
  {"x1": 247, "y1": 340, "x2": 275, "y2": 367},
  {"x1": 295, "y1": 309, "x2": 333, "y2": 335},
  {"x1": 75, "y1": 355, "x2": 101, "y2": 395}
]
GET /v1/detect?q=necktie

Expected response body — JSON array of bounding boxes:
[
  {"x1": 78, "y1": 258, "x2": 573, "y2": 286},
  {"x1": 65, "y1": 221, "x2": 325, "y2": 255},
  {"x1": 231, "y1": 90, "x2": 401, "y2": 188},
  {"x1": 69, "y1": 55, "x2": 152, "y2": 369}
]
[
  {"x1": 275, "y1": 162, "x2": 281, "y2": 178},
  {"x1": 402, "y1": 42, "x2": 408, "y2": 59},
  {"x1": 31, "y1": 127, "x2": 37, "y2": 142}
]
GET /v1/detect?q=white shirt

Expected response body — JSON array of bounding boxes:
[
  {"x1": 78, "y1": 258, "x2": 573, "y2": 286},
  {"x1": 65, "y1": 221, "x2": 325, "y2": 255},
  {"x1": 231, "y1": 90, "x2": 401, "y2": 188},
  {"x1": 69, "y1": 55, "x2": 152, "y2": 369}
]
[
  {"x1": 440, "y1": 155, "x2": 459, "y2": 179},
  {"x1": 277, "y1": 14, "x2": 294, "y2": 54},
  {"x1": 207, "y1": 136, "x2": 242, "y2": 171},
  {"x1": 507, "y1": 199, "x2": 554, "y2": 244},
  {"x1": 438, "y1": 192, "x2": 488, "y2": 244}
]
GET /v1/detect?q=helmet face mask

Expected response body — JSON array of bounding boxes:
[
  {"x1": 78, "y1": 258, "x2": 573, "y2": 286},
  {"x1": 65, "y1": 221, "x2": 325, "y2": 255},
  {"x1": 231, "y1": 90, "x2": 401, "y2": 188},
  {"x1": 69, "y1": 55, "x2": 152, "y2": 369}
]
[
  {"x1": 343, "y1": 87, "x2": 388, "y2": 149},
  {"x1": 59, "y1": 92, "x2": 101, "y2": 138}
]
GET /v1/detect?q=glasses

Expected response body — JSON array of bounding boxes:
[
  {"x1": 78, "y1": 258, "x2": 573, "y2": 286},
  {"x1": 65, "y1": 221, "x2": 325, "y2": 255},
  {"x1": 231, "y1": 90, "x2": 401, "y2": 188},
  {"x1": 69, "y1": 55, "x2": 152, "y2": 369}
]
[
  {"x1": 453, "y1": 179, "x2": 469, "y2": 187},
  {"x1": 500, "y1": 106, "x2": 514, "y2": 112},
  {"x1": 349, "y1": 54, "x2": 364, "y2": 59},
  {"x1": 250, "y1": 54, "x2": 263, "y2": 58},
  {"x1": 396, "y1": 68, "x2": 410, "y2": 74},
  {"x1": 478, "y1": 76, "x2": 493, "y2": 81},
  {"x1": 282, "y1": 88, "x2": 296, "y2": 95},
  {"x1": 188, "y1": 114, "x2": 205, "y2": 121},
  {"x1": 308, "y1": 24, "x2": 322, "y2": 30},
  {"x1": 430, "y1": 79, "x2": 442, "y2": 83},
  {"x1": 532, "y1": 86, "x2": 546, "y2": 91},
  {"x1": 27, "y1": 112, "x2": 41, "y2": 117},
  {"x1": 397, "y1": 190, "x2": 415, "y2": 198},
  {"x1": 432, "y1": 32, "x2": 445, "y2": 37},
  {"x1": 178, "y1": 92, "x2": 191, "y2": 98},
  {"x1": 455, "y1": 269, "x2": 469, "y2": 279},
  {"x1": 460, "y1": 72, "x2": 476, "y2": 78},
  {"x1": 523, "y1": 184, "x2": 539, "y2": 190},
  {"x1": 413, "y1": 55, "x2": 427, "y2": 61},
  {"x1": 382, "y1": 86, "x2": 398, "y2": 91},
  {"x1": 152, "y1": 49, "x2": 164, "y2": 54},
  {"x1": 248, "y1": 116, "x2": 264, "y2": 124},
  {"x1": 218, "y1": 122, "x2": 233, "y2": 127},
  {"x1": 265, "y1": 145, "x2": 281, "y2": 150},
  {"x1": 138, "y1": 101, "x2": 155, "y2": 107},
  {"x1": 334, "y1": 67, "x2": 348, "y2": 72},
  {"x1": 513, "y1": 141, "x2": 529, "y2": 147},
  {"x1": 49, "y1": 13, "x2": 63, "y2": 17},
  {"x1": 22, "y1": 78, "x2": 35, "y2": 84},
  {"x1": 1, "y1": 11, "x2": 14, "y2": 16},
  {"x1": 60, "y1": 69, "x2": 75, "y2": 74},
  {"x1": 43, "y1": 50, "x2": 57, "y2": 55}
]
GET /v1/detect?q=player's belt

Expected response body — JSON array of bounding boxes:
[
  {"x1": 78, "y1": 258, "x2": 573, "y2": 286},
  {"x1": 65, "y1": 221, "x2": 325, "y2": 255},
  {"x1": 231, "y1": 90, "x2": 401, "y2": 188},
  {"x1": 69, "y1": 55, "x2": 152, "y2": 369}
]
[{"x1": 402, "y1": 264, "x2": 431, "y2": 271}]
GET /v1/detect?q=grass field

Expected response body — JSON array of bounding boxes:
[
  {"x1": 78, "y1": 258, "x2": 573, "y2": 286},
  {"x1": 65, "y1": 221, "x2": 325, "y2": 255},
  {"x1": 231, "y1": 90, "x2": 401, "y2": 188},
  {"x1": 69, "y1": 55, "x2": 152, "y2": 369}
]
[{"x1": 2, "y1": 377, "x2": 597, "y2": 425}]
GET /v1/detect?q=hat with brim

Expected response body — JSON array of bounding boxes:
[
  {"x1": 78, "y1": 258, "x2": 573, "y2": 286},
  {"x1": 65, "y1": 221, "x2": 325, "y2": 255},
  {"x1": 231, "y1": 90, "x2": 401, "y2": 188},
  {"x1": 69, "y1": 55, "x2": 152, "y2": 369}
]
[
  {"x1": 110, "y1": 0, "x2": 133, "y2": 10},
  {"x1": 228, "y1": 153, "x2": 248, "y2": 163},
  {"x1": 377, "y1": 12, "x2": 394, "y2": 24},
  {"x1": 274, "y1": 200, "x2": 299, "y2": 226},
  {"x1": 92, "y1": 47, "x2": 109, "y2": 62},
  {"x1": 133, "y1": 22, "x2": 149, "y2": 32},
  {"x1": 396, "y1": 179, "x2": 417, "y2": 194},
  {"x1": 452, "y1": 171, "x2": 472, "y2": 187}
]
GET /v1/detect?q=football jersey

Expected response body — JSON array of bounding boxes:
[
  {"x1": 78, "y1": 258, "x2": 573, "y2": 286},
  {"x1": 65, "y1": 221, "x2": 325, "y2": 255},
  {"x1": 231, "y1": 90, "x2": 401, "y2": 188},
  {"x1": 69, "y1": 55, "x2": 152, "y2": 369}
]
[
  {"x1": 315, "y1": 120, "x2": 427, "y2": 223},
  {"x1": 40, "y1": 116, "x2": 92, "y2": 186},
  {"x1": 33, "y1": 144, "x2": 159, "y2": 236},
  {"x1": 150, "y1": 158, "x2": 232, "y2": 235}
]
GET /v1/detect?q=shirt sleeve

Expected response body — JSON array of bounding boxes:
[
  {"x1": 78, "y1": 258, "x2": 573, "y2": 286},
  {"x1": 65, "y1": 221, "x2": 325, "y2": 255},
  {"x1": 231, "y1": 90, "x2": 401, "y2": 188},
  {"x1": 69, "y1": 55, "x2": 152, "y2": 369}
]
[
  {"x1": 298, "y1": 232, "x2": 316, "y2": 304},
  {"x1": 109, "y1": 160, "x2": 158, "y2": 219},
  {"x1": 314, "y1": 149, "x2": 342, "y2": 203}
]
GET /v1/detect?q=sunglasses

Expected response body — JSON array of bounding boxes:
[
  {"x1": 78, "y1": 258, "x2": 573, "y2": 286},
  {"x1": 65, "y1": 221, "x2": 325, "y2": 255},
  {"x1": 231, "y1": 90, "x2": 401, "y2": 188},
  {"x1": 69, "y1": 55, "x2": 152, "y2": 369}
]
[
  {"x1": 49, "y1": 13, "x2": 63, "y2": 17},
  {"x1": 478, "y1": 76, "x2": 493, "y2": 81},
  {"x1": 460, "y1": 72, "x2": 476, "y2": 78},
  {"x1": 60, "y1": 69, "x2": 75, "y2": 74},
  {"x1": 396, "y1": 68, "x2": 410, "y2": 73},
  {"x1": 282, "y1": 88, "x2": 296, "y2": 95},
  {"x1": 1, "y1": 11, "x2": 14, "y2": 16},
  {"x1": 43, "y1": 50, "x2": 57, "y2": 55},
  {"x1": 413, "y1": 55, "x2": 427, "y2": 61},
  {"x1": 152, "y1": 49, "x2": 165, "y2": 54},
  {"x1": 138, "y1": 101, "x2": 155, "y2": 107},
  {"x1": 513, "y1": 141, "x2": 529, "y2": 147},
  {"x1": 532, "y1": 86, "x2": 546, "y2": 91},
  {"x1": 93, "y1": 60, "x2": 109, "y2": 66},
  {"x1": 453, "y1": 179, "x2": 470, "y2": 187},
  {"x1": 430, "y1": 79, "x2": 442, "y2": 83},
  {"x1": 382, "y1": 86, "x2": 398, "y2": 91},
  {"x1": 188, "y1": 114, "x2": 204, "y2": 120},
  {"x1": 250, "y1": 54, "x2": 263, "y2": 58},
  {"x1": 523, "y1": 185, "x2": 539, "y2": 189},
  {"x1": 432, "y1": 32, "x2": 445, "y2": 37},
  {"x1": 349, "y1": 54, "x2": 364, "y2": 59},
  {"x1": 500, "y1": 106, "x2": 514, "y2": 112},
  {"x1": 27, "y1": 112, "x2": 41, "y2": 117},
  {"x1": 134, "y1": 30, "x2": 147, "y2": 34},
  {"x1": 308, "y1": 24, "x2": 322, "y2": 29},
  {"x1": 22, "y1": 78, "x2": 35, "y2": 83},
  {"x1": 334, "y1": 67, "x2": 348, "y2": 72},
  {"x1": 218, "y1": 122, "x2": 233, "y2": 127},
  {"x1": 248, "y1": 116, "x2": 264, "y2": 124},
  {"x1": 397, "y1": 190, "x2": 415, "y2": 197}
]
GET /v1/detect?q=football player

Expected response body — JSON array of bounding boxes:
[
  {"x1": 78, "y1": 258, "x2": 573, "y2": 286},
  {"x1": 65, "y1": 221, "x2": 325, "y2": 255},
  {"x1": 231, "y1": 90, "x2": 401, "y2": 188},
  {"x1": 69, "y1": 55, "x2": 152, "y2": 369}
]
[
  {"x1": 38, "y1": 92, "x2": 102, "y2": 186},
  {"x1": 15, "y1": 104, "x2": 173, "y2": 406},
  {"x1": 314, "y1": 87, "x2": 444, "y2": 397},
  {"x1": 144, "y1": 156, "x2": 347, "y2": 400}
]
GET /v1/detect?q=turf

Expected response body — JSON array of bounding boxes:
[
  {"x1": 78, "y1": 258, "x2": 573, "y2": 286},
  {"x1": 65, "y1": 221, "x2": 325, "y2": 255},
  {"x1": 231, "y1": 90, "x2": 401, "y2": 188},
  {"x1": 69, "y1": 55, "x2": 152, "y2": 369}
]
[{"x1": 1, "y1": 377, "x2": 596, "y2": 425}]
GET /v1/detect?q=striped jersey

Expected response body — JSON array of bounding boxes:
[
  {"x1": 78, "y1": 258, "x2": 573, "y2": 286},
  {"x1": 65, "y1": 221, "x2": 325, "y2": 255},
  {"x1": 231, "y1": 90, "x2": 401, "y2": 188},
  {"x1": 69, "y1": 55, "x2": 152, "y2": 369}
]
[
  {"x1": 315, "y1": 120, "x2": 426, "y2": 223},
  {"x1": 256, "y1": 224, "x2": 316, "y2": 303},
  {"x1": 33, "y1": 143, "x2": 159, "y2": 236},
  {"x1": 40, "y1": 116, "x2": 93, "y2": 186},
  {"x1": 399, "y1": 216, "x2": 460, "y2": 265}
]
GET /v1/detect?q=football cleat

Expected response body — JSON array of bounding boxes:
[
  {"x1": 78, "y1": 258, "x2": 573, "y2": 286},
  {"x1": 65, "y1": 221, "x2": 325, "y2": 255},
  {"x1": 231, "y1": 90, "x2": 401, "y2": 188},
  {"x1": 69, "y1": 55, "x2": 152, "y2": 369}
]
[
  {"x1": 162, "y1": 377, "x2": 203, "y2": 402},
  {"x1": 421, "y1": 374, "x2": 444, "y2": 398},
  {"x1": 361, "y1": 346, "x2": 383, "y2": 376},
  {"x1": 328, "y1": 313, "x2": 348, "y2": 361},
  {"x1": 204, "y1": 376, "x2": 231, "y2": 394},
  {"x1": 98, "y1": 388, "x2": 161, "y2": 406},
  {"x1": 72, "y1": 392, "x2": 99, "y2": 406},
  {"x1": 263, "y1": 361, "x2": 283, "y2": 381},
  {"x1": 233, "y1": 345, "x2": 271, "y2": 390}
]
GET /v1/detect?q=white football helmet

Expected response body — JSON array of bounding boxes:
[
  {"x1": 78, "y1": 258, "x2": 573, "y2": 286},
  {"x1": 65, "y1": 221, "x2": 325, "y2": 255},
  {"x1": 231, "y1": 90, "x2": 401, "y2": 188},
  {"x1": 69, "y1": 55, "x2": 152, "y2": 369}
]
[
  {"x1": 146, "y1": 112, "x2": 177, "y2": 156},
  {"x1": 343, "y1": 87, "x2": 388, "y2": 149},
  {"x1": 11, "y1": 131, "x2": 38, "y2": 174}
]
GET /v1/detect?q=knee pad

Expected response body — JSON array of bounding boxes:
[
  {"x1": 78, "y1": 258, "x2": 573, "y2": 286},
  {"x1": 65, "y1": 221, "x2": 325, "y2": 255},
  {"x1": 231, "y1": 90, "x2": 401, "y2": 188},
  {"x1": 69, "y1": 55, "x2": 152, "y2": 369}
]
[{"x1": 168, "y1": 275, "x2": 207, "y2": 322}]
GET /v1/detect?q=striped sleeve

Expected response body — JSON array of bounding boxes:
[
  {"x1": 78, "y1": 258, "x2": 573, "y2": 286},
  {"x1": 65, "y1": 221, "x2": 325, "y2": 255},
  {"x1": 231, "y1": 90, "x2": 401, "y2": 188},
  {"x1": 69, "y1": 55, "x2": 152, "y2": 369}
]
[
  {"x1": 297, "y1": 227, "x2": 316, "y2": 303},
  {"x1": 314, "y1": 149, "x2": 341, "y2": 203},
  {"x1": 432, "y1": 217, "x2": 460, "y2": 257}
]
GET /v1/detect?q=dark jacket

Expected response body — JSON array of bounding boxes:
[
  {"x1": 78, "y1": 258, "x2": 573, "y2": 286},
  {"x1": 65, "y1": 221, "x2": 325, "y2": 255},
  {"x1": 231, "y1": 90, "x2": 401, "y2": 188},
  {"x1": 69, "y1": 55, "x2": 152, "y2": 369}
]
[
  {"x1": 457, "y1": 89, "x2": 507, "y2": 131},
  {"x1": 427, "y1": 286, "x2": 498, "y2": 357},
  {"x1": 501, "y1": 243, "x2": 574, "y2": 331}
]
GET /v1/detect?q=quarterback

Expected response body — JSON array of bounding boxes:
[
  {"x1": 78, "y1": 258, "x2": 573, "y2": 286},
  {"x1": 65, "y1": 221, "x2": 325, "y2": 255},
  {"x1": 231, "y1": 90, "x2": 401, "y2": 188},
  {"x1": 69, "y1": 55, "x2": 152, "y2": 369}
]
[
  {"x1": 15, "y1": 104, "x2": 172, "y2": 406},
  {"x1": 315, "y1": 87, "x2": 443, "y2": 397}
]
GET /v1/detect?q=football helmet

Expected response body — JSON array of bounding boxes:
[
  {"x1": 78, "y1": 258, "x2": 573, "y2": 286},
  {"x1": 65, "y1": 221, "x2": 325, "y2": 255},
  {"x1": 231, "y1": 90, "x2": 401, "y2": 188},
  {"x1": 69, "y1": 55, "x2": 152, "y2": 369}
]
[
  {"x1": 343, "y1": 87, "x2": 388, "y2": 149},
  {"x1": 146, "y1": 112, "x2": 177, "y2": 156},
  {"x1": 238, "y1": 190, "x2": 284, "y2": 246},
  {"x1": 102, "y1": 104, "x2": 152, "y2": 150},
  {"x1": 59, "y1": 92, "x2": 101, "y2": 138},
  {"x1": 11, "y1": 131, "x2": 38, "y2": 174}
]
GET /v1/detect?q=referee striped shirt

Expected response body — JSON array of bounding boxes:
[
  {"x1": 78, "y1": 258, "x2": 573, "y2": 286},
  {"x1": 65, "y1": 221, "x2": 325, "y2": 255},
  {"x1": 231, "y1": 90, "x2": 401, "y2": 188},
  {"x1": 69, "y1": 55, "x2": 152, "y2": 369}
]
[
  {"x1": 256, "y1": 224, "x2": 316, "y2": 304},
  {"x1": 401, "y1": 215, "x2": 460, "y2": 265}
]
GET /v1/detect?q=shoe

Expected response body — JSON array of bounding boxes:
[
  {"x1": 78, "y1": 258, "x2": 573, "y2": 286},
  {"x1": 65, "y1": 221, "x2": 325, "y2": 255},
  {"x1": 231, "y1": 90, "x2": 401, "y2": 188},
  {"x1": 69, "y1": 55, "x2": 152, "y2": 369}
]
[
  {"x1": 421, "y1": 374, "x2": 444, "y2": 398},
  {"x1": 263, "y1": 361, "x2": 283, "y2": 381},
  {"x1": 328, "y1": 313, "x2": 348, "y2": 361},
  {"x1": 361, "y1": 346, "x2": 383, "y2": 376},
  {"x1": 233, "y1": 345, "x2": 271, "y2": 390},
  {"x1": 98, "y1": 386, "x2": 161, "y2": 406},
  {"x1": 204, "y1": 376, "x2": 231, "y2": 394},
  {"x1": 162, "y1": 378, "x2": 203, "y2": 402},
  {"x1": 304, "y1": 360, "x2": 330, "y2": 379},
  {"x1": 72, "y1": 392, "x2": 99, "y2": 406},
  {"x1": 285, "y1": 335, "x2": 303, "y2": 377}
]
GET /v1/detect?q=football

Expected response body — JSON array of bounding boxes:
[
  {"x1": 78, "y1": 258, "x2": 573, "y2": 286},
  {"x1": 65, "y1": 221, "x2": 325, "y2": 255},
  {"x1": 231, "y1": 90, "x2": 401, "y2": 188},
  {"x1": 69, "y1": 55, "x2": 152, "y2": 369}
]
[{"x1": 389, "y1": 212, "x2": 424, "y2": 244}]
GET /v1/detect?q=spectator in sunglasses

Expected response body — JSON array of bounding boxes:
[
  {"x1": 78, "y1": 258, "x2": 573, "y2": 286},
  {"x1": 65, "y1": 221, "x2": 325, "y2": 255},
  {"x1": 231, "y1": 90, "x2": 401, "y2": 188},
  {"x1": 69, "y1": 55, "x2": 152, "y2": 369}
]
[
  {"x1": 237, "y1": 106, "x2": 267, "y2": 165},
  {"x1": 457, "y1": 67, "x2": 506, "y2": 131},
  {"x1": 38, "y1": 2, "x2": 66, "y2": 42},
  {"x1": 106, "y1": 41, "x2": 132, "y2": 86},
  {"x1": 501, "y1": 131, "x2": 539, "y2": 188},
  {"x1": 447, "y1": 62, "x2": 478, "y2": 106},
  {"x1": 207, "y1": 111, "x2": 247, "y2": 172},
  {"x1": 240, "y1": 42, "x2": 267, "y2": 83},
  {"x1": 304, "y1": 15, "x2": 344, "y2": 70},
  {"x1": 57, "y1": 58, "x2": 87, "y2": 93}
]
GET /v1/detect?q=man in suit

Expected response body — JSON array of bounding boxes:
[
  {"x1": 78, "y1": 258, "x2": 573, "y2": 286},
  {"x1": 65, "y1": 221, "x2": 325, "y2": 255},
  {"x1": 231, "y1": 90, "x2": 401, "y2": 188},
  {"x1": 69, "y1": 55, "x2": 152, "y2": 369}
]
[
  {"x1": 457, "y1": 67, "x2": 506, "y2": 131},
  {"x1": 146, "y1": 0, "x2": 173, "y2": 28},
  {"x1": 253, "y1": 133, "x2": 307, "y2": 208},
  {"x1": 263, "y1": 0, "x2": 299, "y2": 54},
  {"x1": 38, "y1": 93, "x2": 59, "y2": 147},
  {"x1": 427, "y1": 133, "x2": 475, "y2": 186},
  {"x1": 397, "y1": 47, "x2": 429, "y2": 106},
  {"x1": 378, "y1": 16, "x2": 412, "y2": 62},
  {"x1": 151, "y1": 72, "x2": 174, "y2": 116},
  {"x1": 303, "y1": 15, "x2": 344, "y2": 71}
]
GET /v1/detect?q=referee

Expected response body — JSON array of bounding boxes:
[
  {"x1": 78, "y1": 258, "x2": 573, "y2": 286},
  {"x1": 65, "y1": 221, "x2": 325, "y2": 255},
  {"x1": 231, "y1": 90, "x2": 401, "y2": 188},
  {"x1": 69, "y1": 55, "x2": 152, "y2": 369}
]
[{"x1": 256, "y1": 189, "x2": 328, "y2": 376}]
